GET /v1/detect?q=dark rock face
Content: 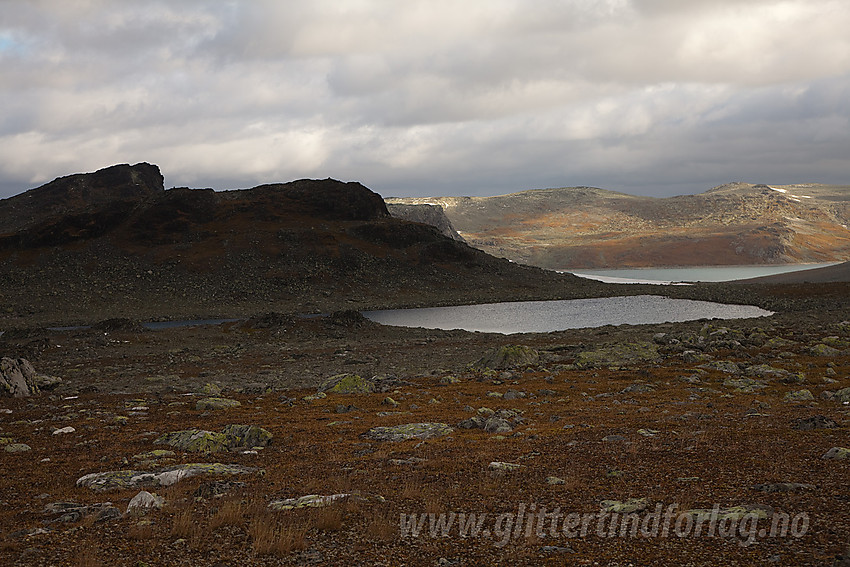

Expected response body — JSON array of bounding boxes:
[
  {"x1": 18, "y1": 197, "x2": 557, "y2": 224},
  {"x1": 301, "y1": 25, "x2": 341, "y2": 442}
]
[
  {"x1": 0, "y1": 163, "x2": 164, "y2": 235},
  {"x1": 251, "y1": 179, "x2": 389, "y2": 221}
]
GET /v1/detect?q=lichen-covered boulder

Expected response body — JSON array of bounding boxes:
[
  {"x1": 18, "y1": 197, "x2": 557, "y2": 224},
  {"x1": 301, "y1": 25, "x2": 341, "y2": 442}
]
[
  {"x1": 682, "y1": 505, "x2": 772, "y2": 522},
  {"x1": 221, "y1": 424, "x2": 273, "y2": 449},
  {"x1": 319, "y1": 374, "x2": 375, "y2": 394},
  {"x1": 723, "y1": 378, "x2": 767, "y2": 393},
  {"x1": 77, "y1": 463, "x2": 261, "y2": 491},
  {"x1": 483, "y1": 417, "x2": 513, "y2": 434},
  {"x1": 155, "y1": 429, "x2": 230, "y2": 453},
  {"x1": 574, "y1": 342, "x2": 659, "y2": 369},
  {"x1": 810, "y1": 344, "x2": 840, "y2": 357},
  {"x1": 599, "y1": 498, "x2": 649, "y2": 514},
  {"x1": 472, "y1": 345, "x2": 539, "y2": 370},
  {"x1": 823, "y1": 447, "x2": 850, "y2": 460},
  {"x1": 155, "y1": 425, "x2": 272, "y2": 453},
  {"x1": 784, "y1": 389, "x2": 814, "y2": 402},
  {"x1": 833, "y1": 387, "x2": 850, "y2": 403},
  {"x1": 488, "y1": 461, "x2": 524, "y2": 472},
  {"x1": 362, "y1": 422, "x2": 454, "y2": 442},
  {"x1": 196, "y1": 397, "x2": 241, "y2": 411},
  {"x1": 268, "y1": 492, "x2": 385, "y2": 511},
  {"x1": 268, "y1": 494, "x2": 350, "y2": 510}
]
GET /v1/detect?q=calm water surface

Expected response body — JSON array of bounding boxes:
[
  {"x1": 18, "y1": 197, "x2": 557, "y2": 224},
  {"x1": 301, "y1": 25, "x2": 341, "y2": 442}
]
[{"x1": 362, "y1": 295, "x2": 773, "y2": 334}]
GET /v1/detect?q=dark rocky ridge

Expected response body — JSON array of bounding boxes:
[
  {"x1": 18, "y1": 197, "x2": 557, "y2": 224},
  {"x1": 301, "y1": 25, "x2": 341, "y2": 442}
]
[{"x1": 0, "y1": 164, "x2": 601, "y2": 327}]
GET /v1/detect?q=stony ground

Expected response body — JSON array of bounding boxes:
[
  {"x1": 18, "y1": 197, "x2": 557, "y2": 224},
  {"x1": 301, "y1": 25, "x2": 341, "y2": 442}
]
[{"x1": 1, "y1": 300, "x2": 850, "y2": 566}]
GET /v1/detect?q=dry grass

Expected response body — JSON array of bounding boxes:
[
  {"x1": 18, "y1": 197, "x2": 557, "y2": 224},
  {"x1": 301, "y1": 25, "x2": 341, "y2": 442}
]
[
  {"x1": 210, "y1": 498, "x2": 246, "y2": 530},
  {"x1": 363, "y1": 504, "x2": 397, "y2": 542},
  {"x1": 170, "y1": 506, "x2": 197, "y2": 539},
  {"x1": 311, "y1": 503, "x2": 345, "y2": 532},
  {"x1": 250, "y1": 513, "x2": 308, "y2": 556}
]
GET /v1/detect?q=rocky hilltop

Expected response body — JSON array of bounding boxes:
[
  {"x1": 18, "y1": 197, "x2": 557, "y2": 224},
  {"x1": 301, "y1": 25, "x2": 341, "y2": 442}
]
[
  {"x1": 0, "y1": 164, "x2": 596, "y2": 326},
  {"x1": 388, "y1": 183, "x2": 850, "y2": 269}
]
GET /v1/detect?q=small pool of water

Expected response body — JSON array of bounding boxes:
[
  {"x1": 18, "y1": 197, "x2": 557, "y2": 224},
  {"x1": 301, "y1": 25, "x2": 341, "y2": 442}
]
[{"x1": 362, "y1": 295, "x2": 772, "y2": 334}]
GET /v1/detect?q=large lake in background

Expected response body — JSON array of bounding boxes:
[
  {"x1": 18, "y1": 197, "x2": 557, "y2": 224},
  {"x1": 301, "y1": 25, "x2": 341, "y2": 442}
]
[
  {"x1": 568, "y1": 263, "x2": 839, "y2": 284},
  {"x1": 362, "y1": 295, "x2": 773, "y2": 334}
]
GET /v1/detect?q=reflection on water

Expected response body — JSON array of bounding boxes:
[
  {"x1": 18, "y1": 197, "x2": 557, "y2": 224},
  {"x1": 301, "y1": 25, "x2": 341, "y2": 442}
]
[{"x1": 362, "y1": 295, "x2": 773, "y2": 334}]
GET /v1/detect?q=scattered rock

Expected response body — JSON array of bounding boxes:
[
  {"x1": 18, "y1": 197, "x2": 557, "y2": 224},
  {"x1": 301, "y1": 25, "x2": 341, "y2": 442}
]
[
  {"x1": 599, "y1": 497, "x2": 648, "y2": 513},
  {"x1": 4, "y1": 443, "x2": 31, "y2": 453},
  {"x1": 784, "y1": 389, "x2": 815, "y2": 402},
  {"x1": 810, "y1": 344, "x2": 840, "y2": 357},
  {"x1": 361, "y1": 423, "x2": 454, "y2": 442},
  {"x1": 488, "y1": 461, "x2": 524, "y2": 472},
  {"x1": 723, "y1": 378, "x2": 767, "y2": 393},
  {"x1": 621, "y1": 383, "x2": 655, "y2": 394},
  {"x1": 44, "y1": 501, "x2": 121, "y2": 523},
  {"x1": 319, "y1": 373, "x2": 374, "y2": 394},
  {"x1": 822, "y1": 447, "x2": 850, "y2": 460},
  {"x1": 483, "y1": 417, "x2": 513, "y2": 434},
  {"x1": 268, "y1": 492, "x2": 384, "y2": 511},
  {"x1": 472, "y1": 345, "x2": 539, "y2": 370},
  {"x1": 77, "y1": 463, "x2": 261, "y2": 491},
  {"x1": 575, "y1": 342, "x2": 659, "y2": 368},
  {"x1": 701, "y1": 360, "x2": 741, "y2": 374},
  {"x1": 681, "y1": 504, "x2": 772, "y2": 521},
  {"x1": 546, "y1": 476, "x2": 566, "y2": 485},
  {"x1": 540, "y1": 545, "x2": 575, "y2": 554},
  {"x1": 126, "y1": 491, "x2": 164, "y2": 514},
  {"x1": 752, "y1": 482, "x2": 815, "y2": 493},
  {"x1": 602, "y1": 434, "x2": 627, "y2": 442},
  {"x1": 195, "y1": 397, "x2": 241, "y2": 411},
  {"x1": 792, "y1": 415, "x2": 838, "y2": 430},
  {"x1": 201, "y1": 383, "x2": 223, "y2": 396},
  {"x1": 154, "y1": 424, "x2": 272, "y2": 453},
  {"x1": 834, "y1": 387, "x2": 850, "y2": 403},
  {"x1": 52, "y1": 426, "x2": 75, "y2": 435}
]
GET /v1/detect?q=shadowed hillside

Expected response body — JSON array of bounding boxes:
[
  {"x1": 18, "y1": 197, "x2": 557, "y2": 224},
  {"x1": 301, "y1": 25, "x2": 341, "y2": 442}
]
[{"x1": 0, "y1": 164, "x2": 600, "y2": 326}]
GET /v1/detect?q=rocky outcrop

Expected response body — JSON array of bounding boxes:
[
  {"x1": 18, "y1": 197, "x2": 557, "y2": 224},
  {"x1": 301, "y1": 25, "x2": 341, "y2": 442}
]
[
  {"x1": 361, "y1": 422, "x2": 454, "y2": 442},
  {"x1": 154, "y1": 424, "x2": 272, "y2": 453},
  {"x1": 386, "y1": 203, "x2": 464, "y2": 241},
  {"x1": 76, "y1": 463, "x2": 262, "y2": 491},
  {"x1": 0, "y1": 163, "x2": 163, "y2": 235},
  {"x1": 472, "y1": 345, "x2": 539, "y2": 370},
  {"x1": 1, "y1": 357, "x2": 41, "y2": 397}
]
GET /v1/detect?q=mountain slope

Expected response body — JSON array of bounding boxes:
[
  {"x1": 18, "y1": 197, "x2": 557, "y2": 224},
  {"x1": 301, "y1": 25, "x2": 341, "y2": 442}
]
[
  {"x1": 388, "y1": 183, "x2": 850, "y2": 269},
  {"x1": 0, "y1": 164, "x2": 595, "y2": 326}
]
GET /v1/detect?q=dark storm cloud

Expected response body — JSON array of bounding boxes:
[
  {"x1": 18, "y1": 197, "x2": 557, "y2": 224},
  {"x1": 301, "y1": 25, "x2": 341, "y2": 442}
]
[{"x1": 0, "y1": 0, "x2": 848, "y2": 199}]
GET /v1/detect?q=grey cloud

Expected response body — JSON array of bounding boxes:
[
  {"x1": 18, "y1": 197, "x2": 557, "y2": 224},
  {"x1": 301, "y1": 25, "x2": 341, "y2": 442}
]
[{"x1": 0, "y1": 0, "x2": 848, "y2": 200}]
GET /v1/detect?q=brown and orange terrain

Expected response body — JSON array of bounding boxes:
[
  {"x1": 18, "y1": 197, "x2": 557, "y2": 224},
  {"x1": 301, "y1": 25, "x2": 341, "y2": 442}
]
[
  {"x1": 389, "y1": 183, "x2": 850, "y2": 269},
  {"x1": 1, "y1": 311, "x2": 850, "y2": 566},
  {"x1": 2, "y1": 164, "x2": 850, "y2": 566}
]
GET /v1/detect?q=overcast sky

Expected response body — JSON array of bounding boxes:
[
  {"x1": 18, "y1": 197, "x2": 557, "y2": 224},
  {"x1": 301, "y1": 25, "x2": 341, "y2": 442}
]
[{"x1": 1, "y1": 0, "x2": 849, "y2": 199}]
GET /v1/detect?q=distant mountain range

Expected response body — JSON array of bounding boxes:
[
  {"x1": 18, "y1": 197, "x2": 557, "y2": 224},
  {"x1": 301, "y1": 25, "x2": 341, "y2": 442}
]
[{"x1": 388, "y1": 183, "x2": 850, "y2": 269}]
